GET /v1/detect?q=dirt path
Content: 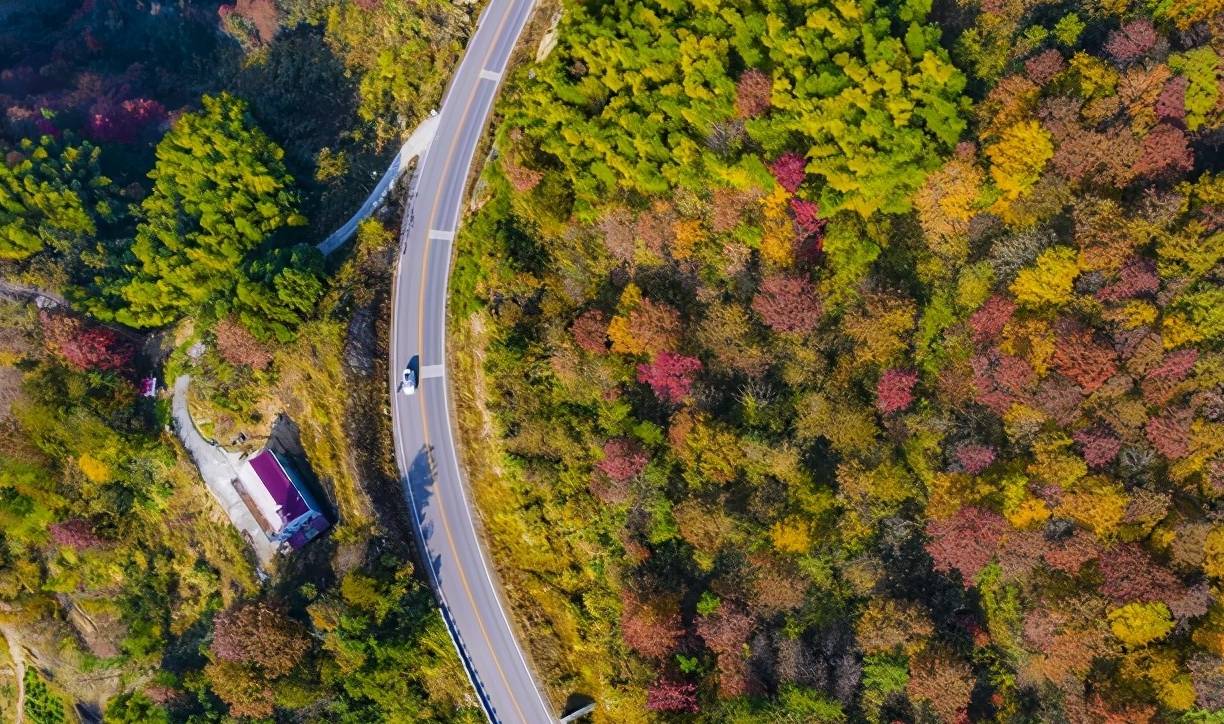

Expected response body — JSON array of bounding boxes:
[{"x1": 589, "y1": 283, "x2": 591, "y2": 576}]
[
  {"x1": 2, "y1": 625, "x2": 26, "y2": 723},
  {"x1": 171, "y1": 375, "x2": 278, "y2": 568}
]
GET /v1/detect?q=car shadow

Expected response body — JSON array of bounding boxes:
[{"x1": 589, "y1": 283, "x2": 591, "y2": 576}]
[{"x1": 401, "y1": 444, "x2": 501, "y2": 720}]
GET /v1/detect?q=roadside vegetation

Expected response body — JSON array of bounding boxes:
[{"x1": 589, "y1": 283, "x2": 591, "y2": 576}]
[
  {"x1": 0, "y1": 0, "x2": 478, "y2": 720},
  {"x1": 455, "y1": 0, "x2": 1224, "y2": 719}
]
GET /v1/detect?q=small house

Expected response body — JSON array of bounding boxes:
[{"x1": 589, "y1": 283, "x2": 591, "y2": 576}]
[{"x1": 235, "y1": 449, "x2": 330, "y2": 550}]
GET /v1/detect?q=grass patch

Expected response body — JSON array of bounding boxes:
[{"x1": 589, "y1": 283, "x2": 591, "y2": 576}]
[
  {"x1": 449, "y1": 309, "x2": 630, "y2": 716},
  {"x1": 275, "y1": 319, "x2": 376, "y2": 545}
]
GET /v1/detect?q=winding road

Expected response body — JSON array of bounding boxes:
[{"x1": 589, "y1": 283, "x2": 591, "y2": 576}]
[{"x1": 388, "y1": 0, "x2": 553, "y2": 722}]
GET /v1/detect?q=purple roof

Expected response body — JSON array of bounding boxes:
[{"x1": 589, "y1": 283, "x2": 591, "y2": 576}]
[
  {"x1": 286, "y1": 514, "x2": 331, "y2": 550},
  {"x1": 248, "y1": 450, "x2": 311, "y2": 523}
]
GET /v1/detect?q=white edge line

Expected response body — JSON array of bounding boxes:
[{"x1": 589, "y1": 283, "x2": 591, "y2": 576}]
[
  {"x1": 435, "y1": 3, "x2": 553, "y2": 716},
  {"x1": 396, "y1": 0, "x2": 551, "y2": 719}
]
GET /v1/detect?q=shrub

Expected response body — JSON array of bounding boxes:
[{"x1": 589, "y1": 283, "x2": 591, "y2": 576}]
[
  {"x1": 213, "y1": 317, "x2": 272, "y2": 370},
  {"x1": 647, "y1": 678, "x2": 700, "y2": 712},
  {"x1": 39, "y1": 311, "x2": 135, "y2": 372}
]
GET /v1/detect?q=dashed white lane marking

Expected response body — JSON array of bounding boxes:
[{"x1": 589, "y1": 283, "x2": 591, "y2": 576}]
[
  {"x1": 420, "y1": 364, "x2": 445, "y2": 379},
  {"x1": 479, "y1": 69, "x2": 502, "y2": 82},
  {"x1": 428, "y1": 229, "x2": 455, "y2": 241}
]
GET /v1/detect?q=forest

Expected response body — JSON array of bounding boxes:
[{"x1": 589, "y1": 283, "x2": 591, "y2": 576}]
[
  {"x1": 0, "y1": 0, "x2": 480, "y2": 720},
  {"x1": 453, "y1": 0, "x2": 1224, "y2": 719},
  {"x1": 0, "y1": 0, "x2": 1220, "y2": 720}
]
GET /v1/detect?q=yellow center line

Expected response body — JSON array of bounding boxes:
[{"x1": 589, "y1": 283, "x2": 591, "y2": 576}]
[{"x1": 411, "y1": 2, "x2": 532, "y2": 722}]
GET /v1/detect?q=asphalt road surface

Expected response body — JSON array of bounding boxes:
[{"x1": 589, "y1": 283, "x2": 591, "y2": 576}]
[{"x1": 388, "y1": 0, "x2": 554, "y2": 722}]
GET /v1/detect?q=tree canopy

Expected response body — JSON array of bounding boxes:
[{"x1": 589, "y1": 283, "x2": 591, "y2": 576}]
[{"x1": 83, "y1": 93, "x2": 319, "y2": 338}]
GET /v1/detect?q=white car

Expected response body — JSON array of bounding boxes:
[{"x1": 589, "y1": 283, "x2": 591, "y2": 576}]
[{"x1": 400, "y1": 363, "x2": 418, "y2": 395}]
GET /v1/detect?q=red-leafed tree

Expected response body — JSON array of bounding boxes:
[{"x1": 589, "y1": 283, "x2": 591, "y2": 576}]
[
  {"x1": 751, "y1": 273, "x2": 822, "y2": 334},
  {"x1": 971, "y1": 352, "x2": 1035, "y2": 413},
  {"x1": 926, "y1": 506, "x2": 1008, "y2": 587},
  {"x1": 1132, "y1": 123, "x2": 1194, "y2": 180},
  {"x1": 696, "y1": 605, "x2": 754, "y2": 658},
  {"x1": 1168, "y1": 583, "x2": 1213, "y2": 622},
  {"x1": 1073, "y1": 427, "x2": 1122, "y2": 468},
  {"x1": 1142, "y1": 348, "x2": 1197, "y2": 405},
  {"x1": 735, "y1": 69, "x2": 772, "y2": 119},
  {"x1": 1156, "y1": 76, "x2": 1188, "y2": 122},
  {"x1": 571, "y1": 309, "x2": 609, "y2": 353},
  {"x1": 85, "y1": 98, "x2": 166, "y2": 144},
  {"x1": 954, "y1": 443, "x2": 997, "y2": 474},
  {"x1": 968, "y1": 295, "x2": 1015, "y2": 344},
  {"x1": 637, "y1": 351, "x2": 702, "y2": 404},
  {"x1": 611, "y1": 298, "x2": 683, "y2": 356},
  {"x1": 769, "y1": 152, "x2": 807, "y2": 193},
  {"x1": 1042, "y1": 530, "x2": 1099, "y2": 574},
  {"x1": 789, "y1": 197, "x2": 827, "y2": 240},
  {"x1": 1146, "y1": 407, "x2": 1192, "y2": 459},
  {"x1": 1025, "y1": 49, "x2": 1065, "y2": 86},
  {"x1": 599, "y1": 208, "x2": 636, "y2": 262},
  {"x1": 40, "y1": 311, "x2": 135, "y2": 373},
  {"x1": 696, "y1": 605, "x2": 755, "y2": 697},
  {"x1": 710, "y1": 187, "x2": 759, "y2": 233},
  {"x1": 1051, "y1": 328, "x2": 1117, "y2": 393},
  {"x1": 1049, "y1": 123, "x2": 1140, "y2": 188},
  {"x1": 647, "y1": 678, "x2": 700, "y2": 712},
  {"x1": 620, "y1": 592, "x2": 684, "y2": 659},
  {"x1": 210, "y1": 601, "x2": 310, "y2": 677},
  {"x1": 907, "y1": 646, "x2": 975, "y2": 723},
  {"x1": 1098, "y1": 543, "x2": 1184, "y2": 605},
  {"x1": 1148, "y1": 349, "x2": 1198, "y2": 382},
  {"x1": 1033, "y1": 375, "x2": 1085, "y2": 426},
  {"x1": 597, "y1": 438, "x2": 648, "y2": 483},
  {"x1": 1105, "y1": 19, "x2": 1157, "y2": 63},
  {"x1": 1096, "y1": 257, "x2": 1159, "y2": 302},
  {"x1": 876, "y1": 369, "x2": 918, "y2": 414}
]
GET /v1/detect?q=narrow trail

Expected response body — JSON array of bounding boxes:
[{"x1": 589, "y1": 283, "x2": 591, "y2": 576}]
[{"x1": 2, "y1": 625, "x2": 26, "y2": 724}]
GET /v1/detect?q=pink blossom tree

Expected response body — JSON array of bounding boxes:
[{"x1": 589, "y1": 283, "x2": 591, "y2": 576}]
[{"x1": 48, "y1": 518, "x2": 105, "y2": 549}]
